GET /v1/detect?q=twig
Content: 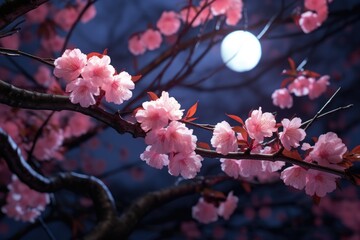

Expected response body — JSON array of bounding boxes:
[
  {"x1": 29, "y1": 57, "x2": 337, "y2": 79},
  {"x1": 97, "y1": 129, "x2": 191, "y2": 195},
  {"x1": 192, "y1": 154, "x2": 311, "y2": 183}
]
[
  {"x1": 304, "y1": 87, "x2": 341, "y2": 131},
  {"x1": 0, "y1": 47, "x2": 54, "y2": 67},
  {"x1": 38, "y1": 216, "x2": 57, "y2": 240}
]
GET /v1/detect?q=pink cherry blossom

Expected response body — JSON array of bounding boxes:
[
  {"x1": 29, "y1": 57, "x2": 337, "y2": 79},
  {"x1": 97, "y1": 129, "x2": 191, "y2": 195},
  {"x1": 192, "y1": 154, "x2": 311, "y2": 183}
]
[
  {"x1": 34, "y1": 66, "x2": 54, "y2": 87},
  {"x1": 198, "y1": 0, "x2": 214, "y2": 24},
  {"x1": 82, "y1": 55, "x2": 115, "y2": 87},
  {"x1": 135, "y1": 91, "x2": 183, "y2": 131},
  {"x1": 54, "y1": 48, "x2": 87, "y2": 82},
  {"x1": 41, "y1": 35, "x2": 65, "y2": 52},
  {"x1": 220, "y1": 158, "x2": 241, "y2": 178},
  {"x1": 66, "y1": 78, "x2": 100, "y2": 107},
  {"x1": 102, "y1": 71, "x2": 135, "y2": 104},
  {"x1": 180, "y1": 6, "x2": 202, "y2": 27},
  {"x1": 225, "y1": 0, "x2": 243, "y2": 26},
  {"x1": 308, "y1": 75, "x2": 330, "y2": 99},
  {"x1": 128, "y1": 34, "x2": 146, "y2": 56},
  {"x1": 280, "y1": 165, "x2": 307, "y2": 190},
  {"x1": 288, "y1": 76, "x2": 312, "y2": 96},
  {"x1": 156, "y1": 11, "x2": 181, "y2": 36},
  {"x1": 192, "y1": 198, "x2": 218, "y2": 224},
  {"x1": 245, "y1": 107, "x2": 277, "y2": 142},
  {"x1": 145, "y1": 121, "x2": 197, "y2": 154},
  {"x1": 54, "y1": 7, "x2": 78, "y2": 31},
  {"x1": 210, "y1": 0, "x2": 231, "y2": 16},
  {"x1": 308, "y1": 132, "x2": 347, "y2": 166},
  {"x1": 180, "y1": 221, "x2": 201, "y2": 239},
  {"x1": 305, "y1": 170, "x2": 337, "y2": 197},
  {"x1": 168, "y1": 152, "x2": 203, "y2": 179},
  {"x1": 304, "y1": 0, "x2": 327, "y2": 11},
  {"x1": 217, "y1": 191, "x2": 238, "y2": 220},
  {"x1": 33, "y1": 129, "x2": 64, "y2": 161},
  {"x1": 25, "y1": 3, "x2": 49, "y2": 23},
  {"x1": 211, "y1": 121, "x2": 238, "y2": 155},
  {"x1": 64, "y1": 112, "x2": 93, "y2": 138},
  {"x1": 2, "y1": 175, "x2": 49, "y2": 222},
  {"x1": 0, "y1": 34, "x2": 20, "y2": 49},
  {"x1": 272, "y1": 88, "x2": 293, "y2": 109},
  {"x1": 136, "y1": 102, "x2": 170, "y2": 132},
  {"x1": 140, "y1": 146, "x2": 169, "y2": 169},
  {"x1": 76, "y1": 0, "x2": 97, "y2": 23},
  {"x1": 238, "y1": 160, "x2": 263, "y2": 178},
  {"x1": 262, "y1": 160, "x2": 285, "y2": 173},
  {"x1": 157, "y1": 91, "x2": 184, "y2": 120},
  {"x1": 141, "y1": 29, "x2": 162, "y2": 51},
  {"x1": 316, "y1": 4, "x2": 328, "y2": 23},
  {"x1": 299, "y1": 11, "x2": 321, "y2": 34},
  {"x1": 279, "y1": 117, "x2": 306, "y2": 150}
]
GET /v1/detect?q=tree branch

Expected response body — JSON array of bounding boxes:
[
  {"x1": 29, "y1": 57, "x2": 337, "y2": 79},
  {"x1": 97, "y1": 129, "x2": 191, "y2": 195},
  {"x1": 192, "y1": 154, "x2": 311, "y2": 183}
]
[
  {"x1": 0, "y1": 128, "x2": 117, "y2": 240},
  {"x1": 0, "y1": 0, "x2": 48, "y2": 30}
]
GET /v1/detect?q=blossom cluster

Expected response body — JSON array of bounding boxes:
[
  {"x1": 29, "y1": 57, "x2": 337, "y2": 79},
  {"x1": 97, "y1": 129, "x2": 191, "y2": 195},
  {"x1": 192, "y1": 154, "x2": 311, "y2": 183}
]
[
  {"x1": 281, "y1": 132, "x2": 347, "y2": 197},
  {"x1": 298, "y1": 0, "x2": 330, "y2": 34},
  {"x1": 272, "y1": 74, "x2": 330, "y2": 109},
  {"x1": 192, "y1": 192, "x2": 238, "y2": 224},
  {"x1": 209, "y1": 107, "x2": 349, "y2": 198},
  {"x1": 54, "y1": 48, "x2": 135, "y2": 107},
  {"x1": 128, "y1": 0, "x2": 243, "y2": 55},
  {"x1": 1, "y1": 175, "x2": 50, "y2": 222},
  {"x1": 135, "y1": 91, "x2": 203, "y2": 179}
]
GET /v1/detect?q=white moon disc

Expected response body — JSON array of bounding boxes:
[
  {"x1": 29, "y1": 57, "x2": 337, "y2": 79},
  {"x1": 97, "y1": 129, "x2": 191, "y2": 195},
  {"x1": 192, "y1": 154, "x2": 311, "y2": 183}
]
[{"x1": 220, "y1": 30, "x2": 262, "y2": 72}]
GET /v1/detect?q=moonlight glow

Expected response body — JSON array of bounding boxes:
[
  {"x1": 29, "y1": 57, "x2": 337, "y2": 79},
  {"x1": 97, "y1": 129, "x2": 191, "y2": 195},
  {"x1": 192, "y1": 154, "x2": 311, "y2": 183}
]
[{"x1": 221, "y1": 30, "x2": 262, "y2": 72}]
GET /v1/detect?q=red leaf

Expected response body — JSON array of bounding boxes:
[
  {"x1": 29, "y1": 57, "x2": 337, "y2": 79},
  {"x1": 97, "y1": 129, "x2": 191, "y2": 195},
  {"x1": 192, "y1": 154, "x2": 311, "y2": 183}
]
[
  {"x1": 226, "y1": 114, "x2": 244, "y2": 125},
  {"x1": 288, "y1": 58, "x2": 296, "y2": 72},
  {"x1": 351, "y1": 145, "x2": 360, "y2": 154},
  {"x1": 282, "y1": 149, "x2": 302, "y2": 161},
  {"x1": 184, "y1": 117, "x2": 198, "y2": 122},
  {"x1": 87, "y1": 52, "x2": 103, "y2": 59},
  {"x1": 131, "y1": 75, "x2": 142, "y2": 83},
  {"x1": 102, "y1": 48, "x2": 108, "y2": 56},
  {"x1": 185, "y1": 101, "x2": 198, "y2": 119},
  {"x1": 197, "y1": 142, "x2": 211, "y2": 150},
  {"x1": 233, "y1": 126, "x2": 248, "y2": 140},
  {"x1": 147, "y1": 92, "x2": 158, "y2": 101}
]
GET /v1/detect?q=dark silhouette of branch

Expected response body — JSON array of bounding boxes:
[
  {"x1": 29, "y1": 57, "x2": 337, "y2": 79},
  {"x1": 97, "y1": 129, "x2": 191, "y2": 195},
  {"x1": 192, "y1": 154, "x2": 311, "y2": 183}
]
[
  {"x1": 0, "y1": 79, "x2": 145, "y2": 138},
  {"x1": 0, "y1": 128, "x2": 117, "y2": 240},
  {"x1": 0, "y1": 0, "x2": 49, "y2": 30},
  {"x1": 112, "y1": 175, "x2": 231, "y2": 238}
]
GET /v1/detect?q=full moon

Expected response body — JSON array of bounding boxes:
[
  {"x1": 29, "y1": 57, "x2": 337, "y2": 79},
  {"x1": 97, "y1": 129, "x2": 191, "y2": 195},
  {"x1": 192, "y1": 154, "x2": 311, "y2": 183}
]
[{"x1": 220, "y1": 30, "x2": 262, "y2": 72}]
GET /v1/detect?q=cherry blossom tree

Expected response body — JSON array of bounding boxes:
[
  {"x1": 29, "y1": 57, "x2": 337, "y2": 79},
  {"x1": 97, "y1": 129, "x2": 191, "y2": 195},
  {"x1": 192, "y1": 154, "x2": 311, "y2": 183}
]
[{"x1": 0, "y1": 0, "x2": 360, "y2": 239}]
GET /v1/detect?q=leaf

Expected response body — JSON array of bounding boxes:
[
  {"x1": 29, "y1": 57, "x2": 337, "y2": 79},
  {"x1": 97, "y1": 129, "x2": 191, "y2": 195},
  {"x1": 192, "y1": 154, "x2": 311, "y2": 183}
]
[
  {"x1": 147, "y1": 92, "x2": 158, "y2": 101},
  {"x1": 87, "y1": 52, "x2": 103, "y2": 59},
  {"x1": 102, "y1": 48, "x2": 108, "y2": 55},
  {"x1": 282, "y1": 149, "x2": 302, "y2": 161},
  {"x1": 280, "y1": 77, "x2": 295, "y2": 88},
  {"x1": 197, "y1": 142, "x2": 211, "y2": 150},
  {"x1": 351, "y1": 145, "x2": 360, "y2": 154},
  {"x1": 233, "y1": 126, "x2": 248, "y2": 140},
  {"x1": 184, "y1": 117, "x2": 198, "y2": 122},
  {"x1": 131, "y1": 75, "x2": 142, "y2": 83},
  {"x1": 226, "y1": 114, "x2": 244, "y2": 125},
  {"x1": 185, "y1": 101, "x2": 198, "y2": 119},
  {"x1": 288, "y1": 58, "x2": 296, "y2": 72}
]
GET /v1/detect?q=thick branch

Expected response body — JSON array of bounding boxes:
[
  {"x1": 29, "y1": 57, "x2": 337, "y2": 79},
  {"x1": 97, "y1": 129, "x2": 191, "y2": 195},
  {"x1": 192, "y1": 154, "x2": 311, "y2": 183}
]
[
  {"x1": 112, "y1": 176, "x2": 230, "y2": 238},
  {"x1": 0, "y1": 128, "x2": 117, "y2": 240},
  {"x1": 0, "y1": 80, "x2": 145, "y2": 138},
  {"x1": 0, "y1": 0, "x2": 48, "y2": 30}
]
